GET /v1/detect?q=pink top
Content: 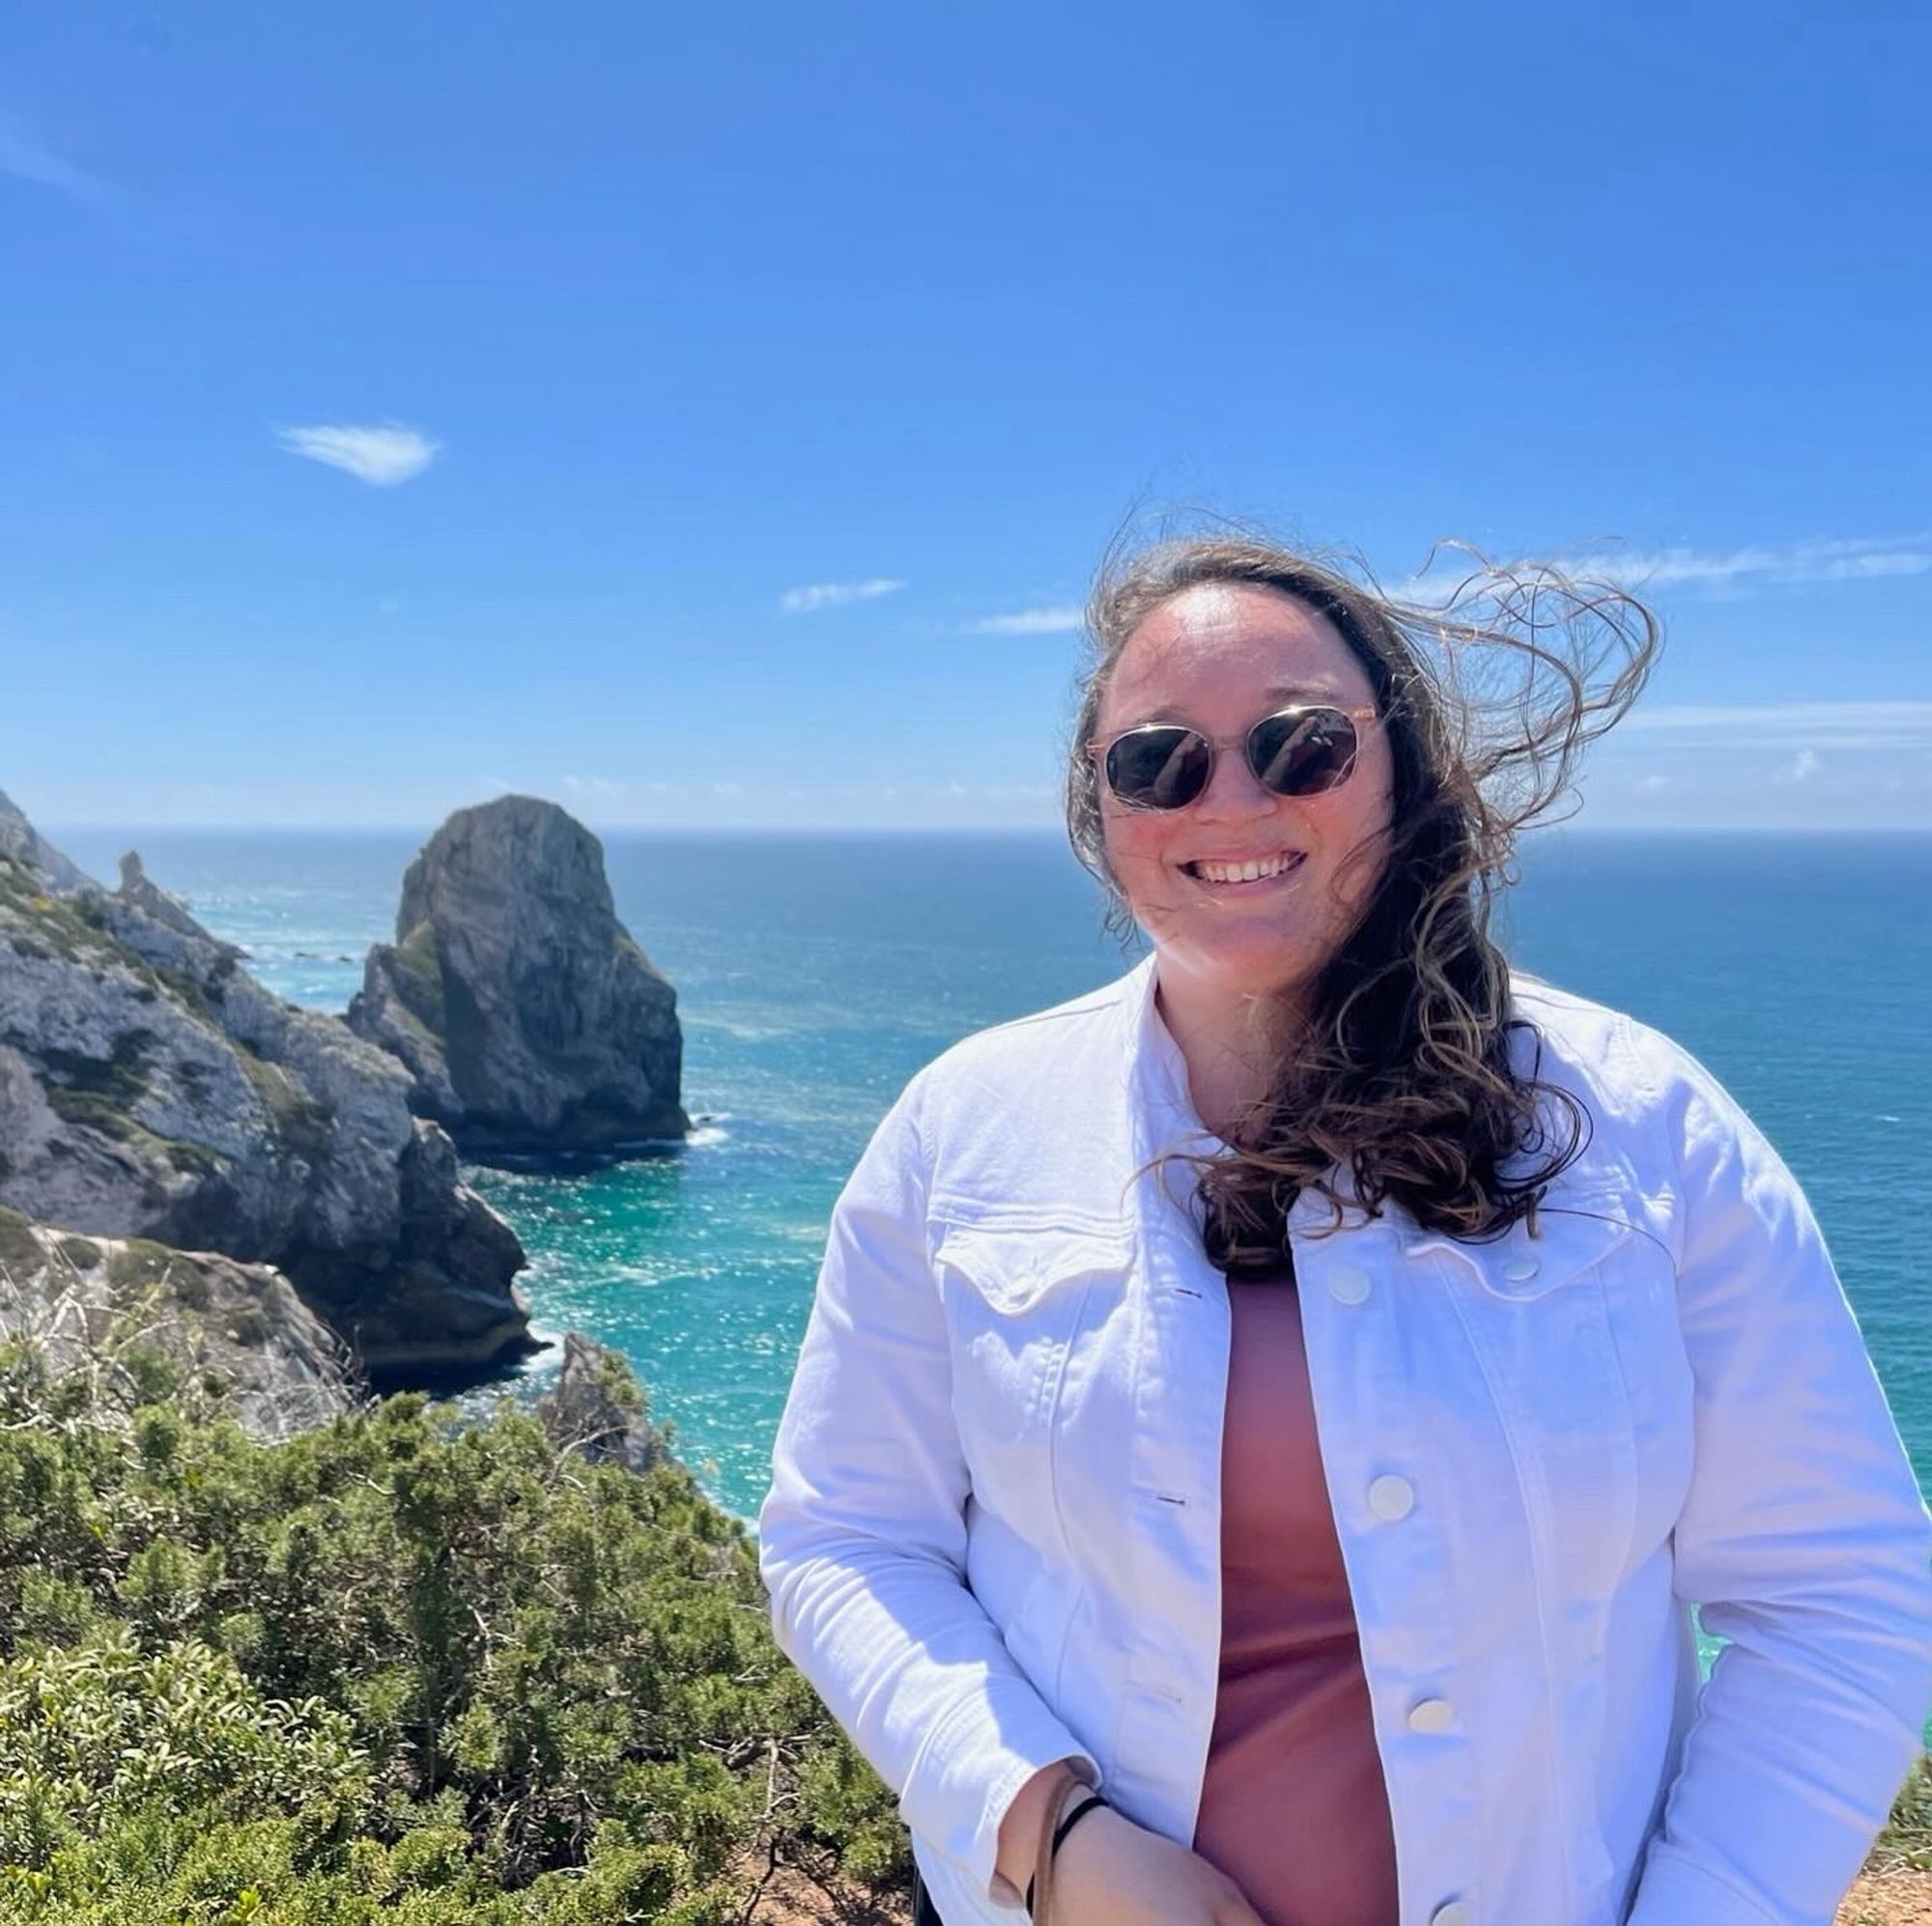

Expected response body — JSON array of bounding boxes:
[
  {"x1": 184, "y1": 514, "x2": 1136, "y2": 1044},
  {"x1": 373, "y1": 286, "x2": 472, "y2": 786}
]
[{"x1": 1190, "y1": 1267, "x2": 1402, "y2": 1926}]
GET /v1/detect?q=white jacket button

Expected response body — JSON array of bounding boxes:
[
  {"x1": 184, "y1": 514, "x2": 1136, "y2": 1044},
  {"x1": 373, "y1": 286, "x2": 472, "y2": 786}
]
[
  {"x1": 1368, "y1": 1474, "x2": 1415, "y2": 1520},
  {"x1": 1429, "y1": 1903, "x2": 1469, "y2": 1926},
  {"x1": 1502, "y1": 1257, "x2": 1539, "y2": 1282},
  {"x1": 1407, "y1": 1697, "x2": 1455, "y2": 1733},
  {"x1": 1327, "y1": 1261, "x2": 1372, "y2": 1304}
]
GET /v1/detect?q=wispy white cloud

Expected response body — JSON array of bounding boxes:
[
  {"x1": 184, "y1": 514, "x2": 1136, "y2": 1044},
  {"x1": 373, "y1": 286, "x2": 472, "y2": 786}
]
[
  {"x1": 276, "y1": 421, "x2": 440, "y2": 487},
  {"x1": 1589, "y1": 535, "x2": 1932, "y2": 591},
  {"x1": 967, "y1": 606, "x2": 1085, "y2": 636},
  {"x1": 1577, "y1": 700, "x2": 1932, "y2": 826},
  {"x1": 1619, "y1": 699, "x2": 1932, "y2": 750},
  {"x1": 1398, "y1": 535, "x2": 1932, "y2": 605},
  {"x1": 562, "y1": 775, "x2": 629, "y2": 799},
  {"x1": 779, "y1": 578, "x2": 904, "y2": 614},
  {"x1": 0, "y1": 116, "x2": 116, "y2": 207}
]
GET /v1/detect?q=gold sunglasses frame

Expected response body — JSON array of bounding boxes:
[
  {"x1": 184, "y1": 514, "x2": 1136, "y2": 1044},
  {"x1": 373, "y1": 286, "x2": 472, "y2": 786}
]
[{"x1": 1086, "y1": 702, "x2": 1382, "y2": 809}]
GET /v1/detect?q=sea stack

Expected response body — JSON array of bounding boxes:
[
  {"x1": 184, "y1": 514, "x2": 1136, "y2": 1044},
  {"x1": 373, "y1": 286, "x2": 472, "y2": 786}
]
[{"x1": 348, "y1": 796, "x2": 690, "y2": 1159}]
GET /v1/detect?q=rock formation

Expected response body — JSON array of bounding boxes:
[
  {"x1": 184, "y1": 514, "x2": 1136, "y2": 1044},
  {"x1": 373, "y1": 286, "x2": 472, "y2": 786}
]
[
  {"x1": 0, "y1": 786, "x2": 89, "y2": 892},
  {"x1": 348, "y1": 796, "x2": 689, "y2": 1159},
  {"x1": 117, "y1": 849, "x2": 242, "y2": 955},
  {"x1": 532, "y1": 1329, "x2": 666, "y2": 1476},
  {"x1": 0, "y1": 1204, "x2": 357, "y2": 1443},
  {"x1": 0, "y1": 796, "x2": 536, "y2": 1386}
]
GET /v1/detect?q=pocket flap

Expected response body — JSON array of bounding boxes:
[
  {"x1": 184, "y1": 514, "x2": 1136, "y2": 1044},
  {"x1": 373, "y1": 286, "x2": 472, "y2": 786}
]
[
  {"x1": 1403, "y1": 1196, "x2": 1646, "y2": 1299},
  {"x1": 933, "y1": 1218, "x2": 1132, "y2": 1313}
]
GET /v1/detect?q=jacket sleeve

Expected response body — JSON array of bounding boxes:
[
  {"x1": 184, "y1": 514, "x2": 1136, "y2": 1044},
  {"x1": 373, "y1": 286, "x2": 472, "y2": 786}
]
[
  {"x1": 1624, "y1": 1025, "x2": 1932, "y2": 1926},
  {"x1": 755, "y1": 1068, "x2": 1101, "y2": 1911}
]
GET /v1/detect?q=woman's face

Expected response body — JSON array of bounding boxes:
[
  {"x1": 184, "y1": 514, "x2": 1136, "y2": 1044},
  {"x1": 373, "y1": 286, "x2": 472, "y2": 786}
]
[{"x1": 1094, "y1": 582, "x2": 1395, "y2": 1010}]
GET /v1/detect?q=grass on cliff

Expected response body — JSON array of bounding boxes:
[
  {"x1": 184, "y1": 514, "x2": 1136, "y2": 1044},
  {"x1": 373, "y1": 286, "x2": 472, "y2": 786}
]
[
  {"x1": 0, "y1": 1299, "x2": 909, "y2": 1925},
  {"x1": 1869, "y1": 1751, "x2": 1932, "y2": 1872}
]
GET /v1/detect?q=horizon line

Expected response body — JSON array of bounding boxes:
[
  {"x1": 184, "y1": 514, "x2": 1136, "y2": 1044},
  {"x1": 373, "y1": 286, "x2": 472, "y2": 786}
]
[{"x1": 36, "y1": 818, "x2": 1932, "y2": 838}]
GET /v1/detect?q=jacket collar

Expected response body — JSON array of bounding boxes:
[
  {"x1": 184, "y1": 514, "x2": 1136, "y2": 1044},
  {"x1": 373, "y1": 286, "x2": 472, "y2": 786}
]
[{"x1": 1119, "y1": 949, "x2": 1205, "y2": 1138}]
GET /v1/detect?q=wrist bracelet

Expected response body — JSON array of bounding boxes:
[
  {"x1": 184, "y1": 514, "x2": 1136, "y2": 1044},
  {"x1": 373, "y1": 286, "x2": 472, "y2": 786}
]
[
  {"x1": 1025, "y1": 1774, "x2": 1081, "y2": 1923},
  {"x1": 1024, "y1": 1790, "x2": 1108, "y2": 1917}
]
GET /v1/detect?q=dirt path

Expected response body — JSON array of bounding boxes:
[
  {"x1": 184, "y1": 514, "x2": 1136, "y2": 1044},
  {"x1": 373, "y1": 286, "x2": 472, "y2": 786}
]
[{"x1": 1840, "y1": 1868, "x2": 1932, "y2": 1926}]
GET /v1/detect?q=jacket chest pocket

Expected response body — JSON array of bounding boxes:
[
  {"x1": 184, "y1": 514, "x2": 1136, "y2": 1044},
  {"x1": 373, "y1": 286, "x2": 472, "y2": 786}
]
[
  {"x1": 931, "y1": 1217, "x2": 1133, "y2": 1548},
  {"x1": 1435, "y1": 1203, "x2": 1687, "y2": 1601}
]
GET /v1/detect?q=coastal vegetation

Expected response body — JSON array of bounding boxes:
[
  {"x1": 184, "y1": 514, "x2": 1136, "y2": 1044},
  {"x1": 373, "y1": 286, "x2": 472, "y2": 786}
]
[{"x1": 0, "y1": 1277, "x2": 909, "y2": 1923}]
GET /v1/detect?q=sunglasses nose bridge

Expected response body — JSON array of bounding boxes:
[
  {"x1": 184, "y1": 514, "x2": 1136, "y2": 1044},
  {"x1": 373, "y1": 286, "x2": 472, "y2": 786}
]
[{"x1": 1191, "y1": 726, "x2": 1286, "y2": 815}]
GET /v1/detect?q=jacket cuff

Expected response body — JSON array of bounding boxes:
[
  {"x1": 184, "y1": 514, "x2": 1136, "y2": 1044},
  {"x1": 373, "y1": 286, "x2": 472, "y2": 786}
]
[{"x1": 896, "y1": 1674, "x2": 1102, "y2": 1912}]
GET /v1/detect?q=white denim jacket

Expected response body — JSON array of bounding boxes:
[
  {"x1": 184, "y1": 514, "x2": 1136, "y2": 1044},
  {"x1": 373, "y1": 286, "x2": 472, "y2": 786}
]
[{"x1": 757, "y1": 951, "x2": 1932, "y2": 1926}]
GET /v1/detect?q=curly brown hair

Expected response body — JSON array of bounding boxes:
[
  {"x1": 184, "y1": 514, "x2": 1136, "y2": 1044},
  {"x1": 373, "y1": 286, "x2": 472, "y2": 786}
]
[{"x1": 1062, "y1": 525, "x2": 1662, "y2": 1274}]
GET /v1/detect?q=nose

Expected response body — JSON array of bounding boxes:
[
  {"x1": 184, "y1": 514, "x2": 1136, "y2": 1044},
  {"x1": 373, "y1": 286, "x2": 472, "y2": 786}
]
[{"x1": 1192, "y1": 738, "x2": 1279, "y2": 820}]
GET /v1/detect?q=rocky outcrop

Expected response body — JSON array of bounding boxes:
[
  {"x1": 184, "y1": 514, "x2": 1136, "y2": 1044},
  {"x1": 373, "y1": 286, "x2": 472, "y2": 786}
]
[
  {"x1": 117, "y1": 850, "x2": 242, "y2": 955},
  {"x1": 532, "y1": 1330, "x2": 666, "y2": 1475},
  {"x1": 0, "y1": 1204, "x2": 357, "y2": 1443},
  {"x1": 0, "y1": 787, "x2": 88, "y2": 893},
  {"x1": 0, "y1": 803, "x2": 537, "y2": 1387},
  {"x1": 348, "y1": 796, "x2": 689, "y2": 1159}
]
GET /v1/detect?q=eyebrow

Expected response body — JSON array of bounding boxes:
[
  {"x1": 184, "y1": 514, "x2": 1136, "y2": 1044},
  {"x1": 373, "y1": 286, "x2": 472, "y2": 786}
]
[{"x1": 1110, "y1": 681, "x2": 1346, "y2": 731}]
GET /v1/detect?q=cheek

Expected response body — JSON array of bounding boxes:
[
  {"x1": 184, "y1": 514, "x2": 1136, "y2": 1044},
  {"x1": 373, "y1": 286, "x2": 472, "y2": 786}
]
[
  {"x1": 1356, "y1": 753, "x2": 1398, "y2": 853},
  {"x1": 1310, "y1": 762, "x2": 1396, "y2": 903},
  {"x1": 1099, "y1": 808, "x2": 1177, "y2": 892}
]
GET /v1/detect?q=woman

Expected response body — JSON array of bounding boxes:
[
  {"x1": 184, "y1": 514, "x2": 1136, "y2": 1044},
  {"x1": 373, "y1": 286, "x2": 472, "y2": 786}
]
[{"x1": 757, "y1": 533, "x2": 1932, "y2": 1926}]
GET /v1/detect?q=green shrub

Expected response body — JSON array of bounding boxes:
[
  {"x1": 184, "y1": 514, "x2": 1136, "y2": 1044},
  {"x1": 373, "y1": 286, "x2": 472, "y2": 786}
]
[
  {"x1": 0, "y1": 1337, "x2": 905, "y2": 1922},
  {"x1": 0, "y1": 1629, "x2": 366, "y2": 1868}
]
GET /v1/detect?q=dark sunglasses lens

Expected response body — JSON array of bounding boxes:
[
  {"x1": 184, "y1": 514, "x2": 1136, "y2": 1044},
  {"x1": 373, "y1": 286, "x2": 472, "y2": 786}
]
[
  {"x1": 1248, "y1": 708, "x2": 1360, "y2": 796},
  {"x1": 1106, "y1": 727, "x2": 1211, "y2": 808}
]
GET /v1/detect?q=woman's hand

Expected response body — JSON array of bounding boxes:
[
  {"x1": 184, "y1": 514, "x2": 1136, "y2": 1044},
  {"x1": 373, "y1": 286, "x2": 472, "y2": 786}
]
[{"x1": 1050, "y1": 1801, "x2": 1267, "y2": 1926}]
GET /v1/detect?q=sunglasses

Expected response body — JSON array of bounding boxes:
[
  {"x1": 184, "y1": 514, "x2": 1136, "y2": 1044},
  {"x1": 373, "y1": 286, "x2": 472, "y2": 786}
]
[{"x1": 1088, "y1": 702, "x2": 1380, "y2": 811}]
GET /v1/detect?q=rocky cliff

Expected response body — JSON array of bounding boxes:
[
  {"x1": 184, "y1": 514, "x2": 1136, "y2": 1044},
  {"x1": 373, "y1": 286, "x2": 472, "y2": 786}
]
[
  {"x1": 0, "y1": 794, "x2": 535, "y2": 1386},
  {"x1": 0, "y1": 785, "x2": 88, "y2": 892},
  {"x1": 348, "y1": 796, "x2": 689, "y2": 1159},
  {"x1": 0, "y1": 1204, "x2": 357, "y2": 1442}
]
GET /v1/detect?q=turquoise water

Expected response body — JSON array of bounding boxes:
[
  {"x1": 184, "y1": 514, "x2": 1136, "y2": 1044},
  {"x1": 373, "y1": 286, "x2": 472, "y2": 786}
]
[{"x1": 44, "y1": 826, "x2": 1932, "y2": 1561}]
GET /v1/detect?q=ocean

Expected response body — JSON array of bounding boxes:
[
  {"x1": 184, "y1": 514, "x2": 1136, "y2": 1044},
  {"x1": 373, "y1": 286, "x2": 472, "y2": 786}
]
[{"x1": 42, "y1": 825, "x2": 1932, "y2": 1562}]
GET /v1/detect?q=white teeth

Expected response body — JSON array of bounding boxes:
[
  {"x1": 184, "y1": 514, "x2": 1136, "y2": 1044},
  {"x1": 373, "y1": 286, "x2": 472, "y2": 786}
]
[{"x1": 1193, "y1": 852, "x2": 1298, "y2": 885}]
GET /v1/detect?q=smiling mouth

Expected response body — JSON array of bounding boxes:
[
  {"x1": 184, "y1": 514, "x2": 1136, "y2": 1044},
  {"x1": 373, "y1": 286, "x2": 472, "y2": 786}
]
[{"x1": 1181, "y1": 851, "x2": 1306, "y2": 888}]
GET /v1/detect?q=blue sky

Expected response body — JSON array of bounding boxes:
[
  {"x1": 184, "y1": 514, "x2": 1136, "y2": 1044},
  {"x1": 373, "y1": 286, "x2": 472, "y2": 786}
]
[{"x1": 3, "y1": 2, "x2": 1928, "y2": 832}]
